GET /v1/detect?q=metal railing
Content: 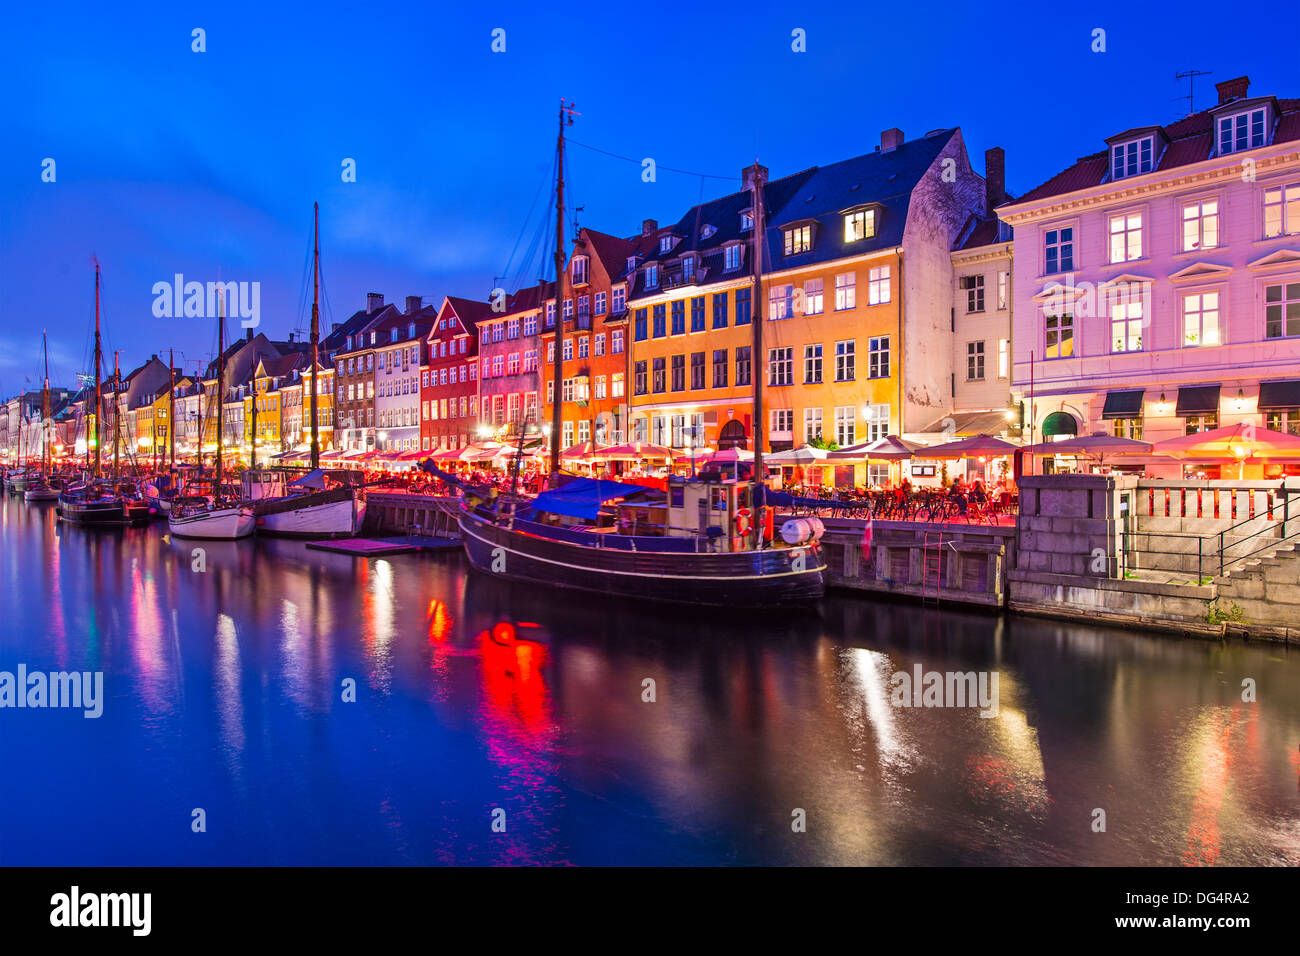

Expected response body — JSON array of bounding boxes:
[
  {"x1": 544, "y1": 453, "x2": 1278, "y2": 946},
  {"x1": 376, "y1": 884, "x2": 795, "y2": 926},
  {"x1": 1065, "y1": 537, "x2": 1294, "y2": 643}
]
[{"x1": 1208, "y1": 494, "x2": 1297, "y2": 577}]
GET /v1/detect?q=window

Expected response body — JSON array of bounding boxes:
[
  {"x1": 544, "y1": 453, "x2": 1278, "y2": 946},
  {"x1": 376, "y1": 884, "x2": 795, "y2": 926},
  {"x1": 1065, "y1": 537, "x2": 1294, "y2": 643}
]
[
  {"x1": 612, "y1": 329, "x2": 624, "y2": 354},
  {"x1": 998, "y1": 338, "x2": 1009, "y2": 378},
  {"x1": 834, "y1": 406, "x2": 856, "y2": 446},
  {"x1": 770, "y1": 408, "x2": 793, "y2": 438},
  {"x1": 572, "y1": 256, "x2": 589, "y2": 284},
  {"x1": 670, "y1": 414, "x2": 686, "y2": 447},
  {"x1": 546, "y1": 379, "x2": 554, "y2": 404},
  {"x1": 735, "y1": 346, "x2": 752, "y2": 387},
  {"x1": 653, "y1": 304, "x2": 666, "y2": 338},
  {"x1": 561, "y1": 378, "x2": 574, "y2": 403},
  {"x1": 768, "y1": 284, "x2": 794, "y2": 320},
  {"x1": 563, "y1": 298, "x2": 573, "y2": 321},
  {"x1": 652, "y1": 357, "x2": 666, "y2": 393},
  {"x1": 804, "y1": 344, "x2": 823, "y2": 384},
  {"x1": 1182, "y1": 291, "x2": 1221, "y2": 346},
  {"x1": 803, "y1": 407, "x2": 823, "y2": 443},
  {"x1": 1109, "y1": 212, "x2": 1143, "y2": 263},
  {"x1": 835, "y1": 272, "x2": 857, "y2": 310},
  {"x1": 507, "y1": 352, "x2": 521, "y2": 375},
  {"x1": 865, "y1": 403, "x2": 890, "y2": 442},
  {"x1": 1110, "y1": 298, "x2": 1143, "y2": 353},
  {"x1": 1110, "y1": 137, "x2": 1154, "y2": 180},
  {"x1": 645, "y1": 264, "x2": 659, "y2": 289},
  {"x1": 712, "y1": 349, "x2": 728, "y2": 388},
  {"x1": 1266, "y1": 409, "x2": 1300, "y2": 436},
  {"x1": 680, "y1": 255, "x2": 696, "y2": 282},
  {"x1": 634, "y1": 308, "x2": 647, "y2": 341},
  {"x1": 594, "y1": 333, "x2": 605, "y2": 356},
  {"x1": 997, "y1": 271, "x2": 1008, "y2": 310},
  {"x1": 784, "y1": 225, "x2": 811, "y2": 256},
  {"x1": 740, "y1": 212, "x2": 754, "y2": 231},
  {"x1": 671, "y1": 300, "x2": 685, "y2": 335},
  {"x1": 1265, "y1": 282, "x2": 1300, "y2": 339},
  {"x1": 868, "y1": 336, "x2": 890, "y2": 379},
  {"x1": 492, "y1": 354, "x2": 504, "y2": 376},
  {"x1": 659, "y1": 235, "x2": 674, "y2": 254},
  {"x1": 712, "y1": 292, "x2": 728, "y2": 328},
  {"x1": 1044, "y1": 227, "x2": 1073, "y2": 274},
  {"x1": 1218, "y1": 108, "x2": 1267, "y2": 155},
  {"x1": 803, "y1": 278, "x2": 823, "y2": 315},
  {"x1": 1264, "y1": 184, "x2": 1300, "y2": 238},
  {"x1": 834, "y1": 340, "x2": 855, "y2": 381},
  {"x1": 671, "y1": 354, "x2": 685, "y2": 391},
  {"x1": 652, "y1": 416, "x2": 666, "y2": 445},
  {"x1": 690, "y1": 296, "x2": 705, "y2": 332},
  {"x1": 1185, "y1": 412, "x2": 1218, "y2": 435},
  {"x1": 611, "y1": 373, "x2": 624, "y2": 398},
  {"x1": 768, "y1": 347, "x2": 793, "y2": 386},
  {"x1": 690, "y1": 352, "x2": 705, "y2": 390},
  {"x1": 612, "y1": 287, "x2": 625, "y2": 314},
  {"x1": 577, "y1": 295, "x2": 590, "y2": 322},
  {"x1": 563, "y1": 421, "x2": 574, "y2": 447},
  {"x1": 1045, "y1": 313, "x2": 1074, "y2": 358},
  {"x1": 577, "y1": 336, "x2": 589, "y2": 359},
  {"x1": 967, "y1": 341, "x2": 985, "y2": 380},
  {"x1": 546, "y1": 303, "x2": 555, "y2": 327},
  {"x1": 1182, "y1": 199, "x2": 1220, "y2": 251},
  {"x1": 961, "y1": 274, "x2": 985, "y2": 313},
  {"x1": 844, "y1": 208, "x2": 875, "y2": 242},
  {"x1": 523, "y1": 313, "x2": 537, "y2": 336},
  {"x1": 736, "y1": 288, "x2": 752, "y2": 325},
  {"x1": 633, "y1": 417, "x2": 648, "y2": 442},
  {"x1": 634, "y1": 360, "x2": 647, "y2": 395},
  {"x1": 507, "y1": 318, "x2": 520, "y2": 339},
  {"x1": 723, "y1": 244, "x2": 743, "y2": 271},
  {"x1": 862, "y1": 266, "x2": 889, "y2": 306},
  {"x1": 562, "y1": 338, "x2": 572, "y2": 361}
]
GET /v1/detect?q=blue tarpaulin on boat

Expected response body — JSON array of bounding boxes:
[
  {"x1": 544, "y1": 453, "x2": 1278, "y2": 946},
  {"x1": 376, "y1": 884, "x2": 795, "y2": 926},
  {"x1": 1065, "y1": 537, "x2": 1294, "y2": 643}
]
[
  {"x1": 764, "y1": 489, "x2": 836, "y2": 510},
  {"x1": 532, "y1": 478, "x2": 641, "y2": 520}
]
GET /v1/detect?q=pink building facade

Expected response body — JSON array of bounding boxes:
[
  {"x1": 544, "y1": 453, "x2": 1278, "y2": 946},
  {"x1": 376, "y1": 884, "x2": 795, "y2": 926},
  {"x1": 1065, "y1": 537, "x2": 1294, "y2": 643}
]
[{"x1": 1000, "y1": 77, "x2": 1300, "y2": 478}]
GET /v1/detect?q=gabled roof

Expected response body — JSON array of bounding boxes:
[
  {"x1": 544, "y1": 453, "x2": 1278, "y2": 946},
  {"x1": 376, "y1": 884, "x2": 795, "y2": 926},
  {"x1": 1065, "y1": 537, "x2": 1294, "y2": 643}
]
[
  {"x1": 954, "y1": 213, "x2": 1013, "y2": 251},
  {"x1": 442, "y1": 295, "x2": 494, "y2": 330},
  {"x1": 1014, "y1": 95, "x2": 1300, "y2": 204}
]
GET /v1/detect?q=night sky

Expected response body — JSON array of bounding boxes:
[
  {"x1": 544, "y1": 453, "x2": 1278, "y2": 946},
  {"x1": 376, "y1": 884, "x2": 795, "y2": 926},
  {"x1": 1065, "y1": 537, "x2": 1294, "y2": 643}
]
[{"x1": 1, "y1": 1, "x2": 1295, "y2": 392}]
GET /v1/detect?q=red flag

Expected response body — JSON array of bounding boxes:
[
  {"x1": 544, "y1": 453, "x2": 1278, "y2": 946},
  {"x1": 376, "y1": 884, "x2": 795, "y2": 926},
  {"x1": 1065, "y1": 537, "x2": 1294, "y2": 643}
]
[{"x1": 861, "y1": 514, "x2": 874, "y2": 566}]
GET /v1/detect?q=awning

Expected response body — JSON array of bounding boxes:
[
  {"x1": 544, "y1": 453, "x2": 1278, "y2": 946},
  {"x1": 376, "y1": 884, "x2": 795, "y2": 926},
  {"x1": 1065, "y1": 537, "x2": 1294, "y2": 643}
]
[
  {"x1": 920, "y1": 410, "x2": 1013, "y2": 436},
  {"x1": 1176, "y1": 385, "x2": 1221, "y2": 416},
  {"x1": 1041, "y1": 411, "x2": 1079, "y2": 437},
  {"x1": 532, "y1": 478, "x2": 643, "y2": 520},
  {"x1": 1258, "y1": 380, "x2": 1300, "y2": 410},
  {"x1": 1101, "y1": 389, "x2": 1144, "y2": 419}
]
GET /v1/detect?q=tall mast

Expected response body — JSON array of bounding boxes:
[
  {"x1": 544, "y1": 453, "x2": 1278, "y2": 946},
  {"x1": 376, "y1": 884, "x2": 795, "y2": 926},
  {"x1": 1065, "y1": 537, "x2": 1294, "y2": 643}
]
[
  {"x1": 216, "y1": 291, "x2": 225, "y2": 499},
  {"x1": 168, "y1": 348, "x2": 175, "y2": 469},
  {"x1": 749, "y1": 163, "x2": 767, "y2": 484},
  {"x1": 549, "y1": 99, "x2": 575, "y2": 477},
  {"x1": 93, "y1": 264, "x2": 102, "y2": 480},
  {"x1": 250, "y1": 362, "x2": 258, "y2": 470},
  {"x1": 311, "y1": 201, "x2": 321, "y2": 470},
  {"x1": 113, "y1": 350, "x2": 121, "y2": 479},
  {"x1": 42, "y1": 331, "x2": 50, "y2": 477}
]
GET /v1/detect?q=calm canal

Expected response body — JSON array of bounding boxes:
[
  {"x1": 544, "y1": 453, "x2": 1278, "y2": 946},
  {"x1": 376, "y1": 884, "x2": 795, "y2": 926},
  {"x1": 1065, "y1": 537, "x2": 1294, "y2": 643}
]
[{"x1": 2, "y1": 495, "x2": 1298, "y2": 866}]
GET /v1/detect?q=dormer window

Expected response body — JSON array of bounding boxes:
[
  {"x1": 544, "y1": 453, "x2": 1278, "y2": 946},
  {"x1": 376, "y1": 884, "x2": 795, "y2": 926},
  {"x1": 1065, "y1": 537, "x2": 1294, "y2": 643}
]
[
  {"x1": 1111, "y1": 137, "x2": 1155, "y2": 180},
  {"x1": 783, "y1": 224, "x2": 813, "y2": 256},
  {"x1": 844, "y1": 208, "x2": 876, "y2": 242},
  {"x1": 723, "y1": 244, "x2": 743, "y2": 272},
  {"x1": 740, "y1": 211, "x2": 754, "y2": 231},
  {"x1": 626, "y1": 255, "x2": 639, "y2": 275},
  {"x1": 644, "y1": 264, "x2": 659, "y2": 289},
  {"x1": 1218, "y1": 107, "x2": 1268, "y2": 155},
  {"x1": 658, "y1": 235, "x2": 675, "y2": 254},
  {"x1": 571, "y1": 255, "x2": 589, "y2": 284},
  {"x1": 700, "y1": 224, "x2": 716, "y2": 240},
  {"x1": 680, "y1": 254, "x2": 697, "y2": 281}
]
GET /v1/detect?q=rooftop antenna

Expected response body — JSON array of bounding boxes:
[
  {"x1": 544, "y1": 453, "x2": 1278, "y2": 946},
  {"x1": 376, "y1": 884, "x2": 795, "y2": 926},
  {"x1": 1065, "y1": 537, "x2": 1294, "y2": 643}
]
[{"x1": 1175, "y1": 69, "x2": 1212, "y2": 115}]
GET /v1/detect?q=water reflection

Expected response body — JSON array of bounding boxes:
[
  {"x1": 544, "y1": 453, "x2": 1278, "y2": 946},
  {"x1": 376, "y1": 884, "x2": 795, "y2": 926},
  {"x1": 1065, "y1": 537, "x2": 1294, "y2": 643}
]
[{"x1": 1, "y1": 495, "x2": 1298, "y2": 866}]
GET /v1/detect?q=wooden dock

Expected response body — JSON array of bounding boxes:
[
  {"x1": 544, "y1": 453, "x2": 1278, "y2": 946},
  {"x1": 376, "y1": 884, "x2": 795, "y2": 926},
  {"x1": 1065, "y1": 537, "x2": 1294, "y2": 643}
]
[{"x1": 306, "y1": 535, "x2": 463, "y2": 556}]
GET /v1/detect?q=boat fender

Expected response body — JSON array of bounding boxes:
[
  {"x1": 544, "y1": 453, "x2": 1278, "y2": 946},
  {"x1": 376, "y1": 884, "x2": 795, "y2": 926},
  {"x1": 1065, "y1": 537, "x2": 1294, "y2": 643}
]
[
  {"x1": 760, "y1": 506, "x2": 775, "y2": 543},
  {"x1": 734, "y1": 507, "x2": 752, "y2": 536}
]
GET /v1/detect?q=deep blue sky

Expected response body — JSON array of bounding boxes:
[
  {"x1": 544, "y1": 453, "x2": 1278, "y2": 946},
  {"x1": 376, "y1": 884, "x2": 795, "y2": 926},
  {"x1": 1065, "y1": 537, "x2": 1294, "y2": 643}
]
[{"x1": 1, "y1": 1, "x2": 1295, "y2": 393}]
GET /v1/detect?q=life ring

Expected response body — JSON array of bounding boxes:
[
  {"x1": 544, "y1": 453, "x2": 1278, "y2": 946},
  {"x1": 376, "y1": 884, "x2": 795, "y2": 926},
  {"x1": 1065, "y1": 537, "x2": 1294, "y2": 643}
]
[{"x1": 734, "y1": 507, "x2": 752, "y2": 536}]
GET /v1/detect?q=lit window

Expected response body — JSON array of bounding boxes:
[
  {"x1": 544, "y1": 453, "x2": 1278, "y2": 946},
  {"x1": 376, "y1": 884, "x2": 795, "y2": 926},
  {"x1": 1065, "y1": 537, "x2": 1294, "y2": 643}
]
[
  {"x1": 1108, "y1": 212, "x2": 1143, "y2": 264},
  {"x1": 1263, "y1": 184, "x2": 1300, "y2": 239},
  {"x1": 844, "y1": 209, "x2": 875, "y2": 242},
  {"x1": 868, "y1": 266, "x2": 890, "y2": 305},
  {"x1": 1183, "y1": 291, "x2": 1220, "y2": 347},
  {"x1": 1182, "y1": 199, "x2": 1220, "y2": 251},
  {"x1": 783, "y1": 225, "x2": 812, "y2": 256}
]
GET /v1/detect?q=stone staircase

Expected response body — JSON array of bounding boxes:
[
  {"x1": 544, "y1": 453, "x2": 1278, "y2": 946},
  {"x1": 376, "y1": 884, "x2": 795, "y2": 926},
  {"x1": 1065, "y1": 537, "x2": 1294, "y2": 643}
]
[{"x1": 1212, "y1": 537, "x2": 1300, "y2": 635}]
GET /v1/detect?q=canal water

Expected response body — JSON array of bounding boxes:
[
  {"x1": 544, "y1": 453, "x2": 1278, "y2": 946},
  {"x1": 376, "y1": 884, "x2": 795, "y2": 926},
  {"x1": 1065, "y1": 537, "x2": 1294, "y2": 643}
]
[{"x1": 2, "y1": 495, "x2": 1298, "y2": 866}]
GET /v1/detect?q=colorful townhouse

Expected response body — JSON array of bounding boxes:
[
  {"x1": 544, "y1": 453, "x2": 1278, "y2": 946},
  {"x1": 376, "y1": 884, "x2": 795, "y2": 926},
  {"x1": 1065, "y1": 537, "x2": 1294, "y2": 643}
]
[
  {"x1": 626, "y1": 129, "x2": 989, "y2": 468},
  {"x1": 424, "y1": 295, "x2": 489, "y2": 451},
  {"x1": 540, "y1": 228, "x2": 637, "y2": 448},
  {"x1": 997, "y1": 76, "x2": 1300, "y2": 478},
  {"x1": 473, "y1": 285, "x2": 546, "y2": 445},
  {"x1": 333, "y1": 294, "x2": 402, "y2": 452},
  {"x1": 374, "y1": 297, "x2": 437, "y2": 453}
]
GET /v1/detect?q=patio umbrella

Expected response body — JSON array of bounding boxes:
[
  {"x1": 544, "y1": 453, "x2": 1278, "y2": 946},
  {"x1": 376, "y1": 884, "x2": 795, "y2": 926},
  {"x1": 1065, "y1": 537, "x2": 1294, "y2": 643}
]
[
  {"x1": 920, "y1": 434, "x2": 1019, "y2": 458},
  {"x1": 1024, "y1": 432, "x2": 1153, "y2": 459},
  {"x1": 707, "y1": 447, "x2": 753, "y2": 464},
  {"x1": 597, "y1": 441, "x2": 676, "y2": 461},
  {"x1": 764, "y1": 443, "x2": 828, "y2": 465},
  {"x1": 827, "y1": 435, "x2": 921, "y2": 461},
  {"x1": 1153, "y1": 423, "x2": 1300, "y2": 477},
  {"x1": 561, "y1": 441, "x2": 604, "y2": 461}
]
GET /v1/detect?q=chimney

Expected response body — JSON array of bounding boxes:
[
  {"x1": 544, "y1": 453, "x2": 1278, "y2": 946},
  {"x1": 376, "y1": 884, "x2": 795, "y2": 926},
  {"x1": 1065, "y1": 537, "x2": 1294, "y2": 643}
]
[
  {"x1": 985, "y1": 147, "x2": 1006, "y2": 213},
  {"x1": 741, "y1": 163, "x2": 769, "y2": 190},
  {"x1": 366, "y1": 292, "x2": 384, "y2": 313},
  {"x1": 880, "y1": 128, "x2": 904, "y2": 151},
  {"x1": 406, "y1": 295, "x2": 422, "y2": 314},
  {"x1": 642, "y1": 219, "x2": 657, "y2": 237},
  {"x1": 331, "y1": 322, "x2": 341, "y2": 332},
  {"x1": 1215, "y1": 76, "x2": 1250, "y2": 105},
  {"x1": 245, "y1": 329, "x2": 253, "y2": 343},
  {"x1": 288, "y1": 331, "x2": 296, "y2": 343}
]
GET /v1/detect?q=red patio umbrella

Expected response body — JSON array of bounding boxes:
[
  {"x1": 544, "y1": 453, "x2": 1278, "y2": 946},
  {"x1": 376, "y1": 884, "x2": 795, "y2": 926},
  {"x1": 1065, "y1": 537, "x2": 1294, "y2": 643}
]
[{"x1": 920, "y1": 434, "x2": 1020, "y2": 458}]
